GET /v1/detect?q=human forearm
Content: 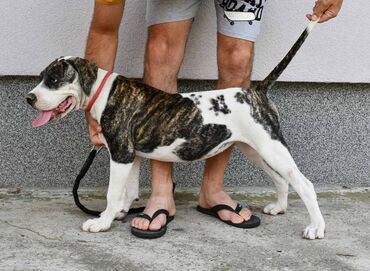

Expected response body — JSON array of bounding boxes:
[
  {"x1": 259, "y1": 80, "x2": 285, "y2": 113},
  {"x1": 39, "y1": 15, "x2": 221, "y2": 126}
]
[
  {"x1": 84, "y1": 1, "x2": 124, "y2": 145},
  {"x1": 85, "y1": 31, "x2": 119, "y2": 71}
]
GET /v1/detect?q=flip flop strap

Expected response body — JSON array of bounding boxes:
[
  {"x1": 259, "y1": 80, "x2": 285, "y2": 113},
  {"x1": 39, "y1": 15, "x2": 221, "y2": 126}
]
[
  {"x1": 151, "y1": 209, "x2": 170, "y2": 221},
  {"x1": 136, "y1": 213, "x2": 152, "y2": 222},
  {"x1": 235, "y1": 203, "x2": 243, "y2": 214},
  {"x1": 211, "y1": 203, "x2": 243, "y2": 215},
  {"x1": 136, "y1": 209, "x2": 170, "y2": 223}
]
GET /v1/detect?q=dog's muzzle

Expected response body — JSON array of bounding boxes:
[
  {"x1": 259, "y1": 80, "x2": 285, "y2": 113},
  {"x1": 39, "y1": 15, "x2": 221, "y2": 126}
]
[{"x1": 26, "y1": 93, "x2": 37, "y2": 106}]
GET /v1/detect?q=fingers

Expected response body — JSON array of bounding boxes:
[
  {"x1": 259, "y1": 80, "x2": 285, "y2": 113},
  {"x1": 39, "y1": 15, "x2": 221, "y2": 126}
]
[
  {"x1": 319, "y1": 9, "x2": 337, "y2": 23},
  {"x1": 89, "y1": 117, "x2": 102, "y2": 133},
  {"x1": 312, "y1": 0, "x2": 328, "y2": 21},
  {"x1": 91, "y1": 134, "x2": 104, "y2": 146},
  {"x1": 319, "y1": 1, "x2": 342, "y2": 23},
  {"x1": 85, "y1": 112, "x2": 105, "y2": 146},
  {"x1": 307, "y1": 0, "x2": 343, "y2": 23},
  {"x1": 306, "y1": 14, "x2": 315, "y2": 21}
]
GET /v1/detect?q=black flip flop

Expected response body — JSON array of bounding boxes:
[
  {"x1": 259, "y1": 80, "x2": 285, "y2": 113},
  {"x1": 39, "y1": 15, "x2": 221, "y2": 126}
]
[
  {"x1": 196, "y1": 203, "x2": 260, "y2": 229},
  {"x1": 131, "y1": 209, "x2": 175, "y2": 239}
]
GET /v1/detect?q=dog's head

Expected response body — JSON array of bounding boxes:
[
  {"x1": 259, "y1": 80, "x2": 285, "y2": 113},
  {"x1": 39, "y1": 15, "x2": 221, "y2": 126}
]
[{"x1": 26, "y1": 56, "x2": 98, "y2": 128}]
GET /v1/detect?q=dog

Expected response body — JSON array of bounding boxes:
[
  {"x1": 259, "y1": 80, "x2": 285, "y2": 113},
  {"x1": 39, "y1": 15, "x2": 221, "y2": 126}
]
[{"x1": 26, "y1": 20, "x2": 325, "y2": 239}]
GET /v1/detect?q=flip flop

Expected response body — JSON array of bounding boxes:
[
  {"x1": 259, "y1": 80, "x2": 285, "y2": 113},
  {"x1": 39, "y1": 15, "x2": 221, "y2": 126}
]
[
  {"x1": 131, "y1": 209, "x2": 175, "y2": 239},
  {"x1": 196, "y1": 203, "x2": 260, "y2": 229}
]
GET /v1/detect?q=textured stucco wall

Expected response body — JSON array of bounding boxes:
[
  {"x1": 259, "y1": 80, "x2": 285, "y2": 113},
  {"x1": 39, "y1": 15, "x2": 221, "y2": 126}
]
[
  {"x1": 0, "y1": 0, "x2": 369, "y2": 82},
  {"x1": 1, "y1": 77, "x2": 369, "y2": 188}
]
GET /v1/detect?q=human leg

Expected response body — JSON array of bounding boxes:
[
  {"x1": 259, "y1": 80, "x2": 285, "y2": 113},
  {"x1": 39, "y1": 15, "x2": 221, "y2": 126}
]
[
  {"x1": 199, "y1": 35, "x2": 255, "y2": 224},
  {"x1": 131, "y1": 19, "x2": 194, "y2": 231},
  {"x1": 198, "y1": 0, "x2": 267, "y2": 225}
]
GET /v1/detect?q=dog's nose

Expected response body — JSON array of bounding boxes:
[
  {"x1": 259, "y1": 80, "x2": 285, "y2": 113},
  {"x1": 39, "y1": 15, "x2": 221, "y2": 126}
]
[{"x1": 26, "y1": 93, "x2": 37, "y2": 106}]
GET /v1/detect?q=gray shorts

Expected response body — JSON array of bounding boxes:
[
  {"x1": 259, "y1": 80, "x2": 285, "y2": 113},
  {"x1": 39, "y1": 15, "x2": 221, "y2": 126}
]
[{"x1": 146, "y1": 0, "x2": 267, "y2": 42}]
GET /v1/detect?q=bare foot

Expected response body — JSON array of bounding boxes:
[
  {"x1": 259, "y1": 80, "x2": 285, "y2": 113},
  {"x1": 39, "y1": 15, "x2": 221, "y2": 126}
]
[
  {"x1": 198, "y1": 188, "x2": 252, "y2": 224},
  {"x1": 131, "y1": 194, "x2": 176, "y2": 231}
]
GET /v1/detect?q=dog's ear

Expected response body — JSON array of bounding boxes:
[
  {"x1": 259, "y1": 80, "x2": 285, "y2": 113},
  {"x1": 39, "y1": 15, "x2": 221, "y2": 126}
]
[{"x1": 65, "y1": 57, "x2": 98, "y2": 96}]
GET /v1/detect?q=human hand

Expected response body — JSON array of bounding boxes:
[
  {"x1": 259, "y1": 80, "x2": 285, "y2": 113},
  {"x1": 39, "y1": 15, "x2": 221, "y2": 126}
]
[
  {"x1": 306, "y1": 0, "x2": 343, "y2": 23},
  {"x1": 85, "y1": 111, "x2": 105, "y2": 146}
]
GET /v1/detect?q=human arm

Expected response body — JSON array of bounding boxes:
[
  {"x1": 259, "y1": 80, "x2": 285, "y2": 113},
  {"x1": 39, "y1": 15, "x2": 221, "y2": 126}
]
[{"x1": 85, "y1": 0, "x2": 124, "y2": 146}]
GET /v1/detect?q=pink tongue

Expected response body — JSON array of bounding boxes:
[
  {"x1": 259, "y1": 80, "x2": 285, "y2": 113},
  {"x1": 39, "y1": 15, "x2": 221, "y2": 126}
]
[
  {"x1": 32, "y1": 111, "x2": 54, "y2": 128},
  {"x1": 31, "y1": 97, "x2": 73, "y2": 128}
]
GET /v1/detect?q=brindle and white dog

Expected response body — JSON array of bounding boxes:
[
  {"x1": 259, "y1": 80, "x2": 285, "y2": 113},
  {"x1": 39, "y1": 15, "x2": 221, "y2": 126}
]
[{"x1": 27, "y1": 20, "x2": 325, "y2": 239}]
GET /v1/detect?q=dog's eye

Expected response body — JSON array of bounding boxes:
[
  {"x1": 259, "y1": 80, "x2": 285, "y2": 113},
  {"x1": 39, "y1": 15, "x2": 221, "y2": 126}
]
[{"x1": 52, "y1": 78, "x2": 58, "y2": 83}]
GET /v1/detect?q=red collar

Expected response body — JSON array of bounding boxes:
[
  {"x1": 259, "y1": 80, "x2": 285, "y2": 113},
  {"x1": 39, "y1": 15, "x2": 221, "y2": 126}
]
[{"x1": 85, "y1": 71, "x2": 112, "y2": 113}]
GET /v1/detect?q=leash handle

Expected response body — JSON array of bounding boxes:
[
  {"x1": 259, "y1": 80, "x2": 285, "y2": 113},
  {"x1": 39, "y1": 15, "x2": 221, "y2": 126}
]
[{"x1": 72, "y1": 146, "x2": 145, "y2": 217}]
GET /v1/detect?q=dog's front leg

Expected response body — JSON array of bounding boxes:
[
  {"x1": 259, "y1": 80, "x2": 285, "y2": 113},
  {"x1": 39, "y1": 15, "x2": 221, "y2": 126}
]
[
  {"x1": 116, "y1": 157, "x2": 141, "y2": 220},
  {"x1": 82, "y1": 160, "x2": 133, "y2": 233}
]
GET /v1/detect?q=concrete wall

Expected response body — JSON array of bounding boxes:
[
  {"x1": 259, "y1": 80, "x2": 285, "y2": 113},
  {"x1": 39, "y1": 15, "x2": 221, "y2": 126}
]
[
  {"x1": 1, "y1": 77, "x2": 369, "y2": 188},
  {"x1": 1, "y1": 0, "x2": 369, "y2": 82},
  {"x1": 1, "y1": 1, "x2": 369, "y2": 189}
]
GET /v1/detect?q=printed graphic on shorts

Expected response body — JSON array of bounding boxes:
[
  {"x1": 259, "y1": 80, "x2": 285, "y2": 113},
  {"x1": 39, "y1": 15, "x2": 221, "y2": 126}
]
[{"x1": 217, "y1": 0, "x2": 266, "y2": 25}]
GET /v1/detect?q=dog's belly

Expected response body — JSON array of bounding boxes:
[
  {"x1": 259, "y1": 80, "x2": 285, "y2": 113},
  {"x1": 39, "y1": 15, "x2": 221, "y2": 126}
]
[
  {"x1": 198, "y1": 141, "x2": 234, "y2": 160},
  {"x1": 136, "y1": 138, "x2": 186, "y2": 162},
  {"x1": 136, "y1": 138, "x2": 234, "y2": 162}
]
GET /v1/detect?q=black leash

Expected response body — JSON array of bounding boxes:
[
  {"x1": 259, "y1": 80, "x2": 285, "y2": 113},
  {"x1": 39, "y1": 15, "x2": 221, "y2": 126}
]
[{"x1": 72, "y1": 146, "x2": 145, "y2": 217}]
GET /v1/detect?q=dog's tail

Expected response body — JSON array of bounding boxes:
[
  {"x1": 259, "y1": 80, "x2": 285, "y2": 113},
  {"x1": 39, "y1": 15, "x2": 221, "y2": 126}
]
[{"x1": 256, "y1": 19, "x2": 319, "y2": 94}]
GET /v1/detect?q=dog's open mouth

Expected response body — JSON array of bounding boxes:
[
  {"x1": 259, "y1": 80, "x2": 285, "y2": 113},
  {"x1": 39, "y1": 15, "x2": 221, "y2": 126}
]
[{"x1": 32, "y1": 96, "x2": 74, "y2": 128}]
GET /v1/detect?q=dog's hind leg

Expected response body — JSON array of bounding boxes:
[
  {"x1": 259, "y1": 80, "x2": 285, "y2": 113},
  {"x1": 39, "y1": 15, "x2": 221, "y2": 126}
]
[
  {"x1": 246, "y1": 139, "x2": 325, "y2": 239},
  {"x1": 236, "y1": 143, "x2": 288, "y2": 215},
  {"x1": 82, "y1": 160, "x2": 134, "y2": 233}
]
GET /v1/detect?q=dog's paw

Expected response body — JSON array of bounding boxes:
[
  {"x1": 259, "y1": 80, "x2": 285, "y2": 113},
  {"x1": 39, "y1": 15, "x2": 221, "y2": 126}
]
[
  {"x1": 303, "y1": 222, "x2": 325, "y2": 240},
  {"x1": 115, "y1": 211, "x2": 127, "y2": 220},
  {"x1": 82, "y1": 218, "x2": 112, "y2": 233},
  {"x1": 263, "y1": 202, "x2": 286, "y2": 215}
]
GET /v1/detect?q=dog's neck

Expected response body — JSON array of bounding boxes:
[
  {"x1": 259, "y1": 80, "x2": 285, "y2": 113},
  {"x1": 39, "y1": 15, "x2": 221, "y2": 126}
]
[{"x1": 82, "y1": 68, "x2": 117, "y2": 123}]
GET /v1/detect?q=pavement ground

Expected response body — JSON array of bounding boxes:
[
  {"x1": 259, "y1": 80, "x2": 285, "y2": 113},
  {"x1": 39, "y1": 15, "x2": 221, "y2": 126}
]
[{"x1": 0, "y1": 187, "x2": 369, "y2": 271}]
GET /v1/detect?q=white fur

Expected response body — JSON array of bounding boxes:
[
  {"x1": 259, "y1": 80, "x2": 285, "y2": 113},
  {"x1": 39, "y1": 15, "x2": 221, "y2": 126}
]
[
  {"x1": 30, "y1": 66, "x2": 326, "y2": 239},
  {"x1": 307, "y1": 19, "x2": 319, "y2": 33},
  {"x1": 88, "y1": 69, "x2": 119, "y2": 123},
  {"x1": 122, "y1": 157, "x2": 141, "y2": 212},
  {"x1": 82, "y1": 160, "x2": 133, "y2": 232},
  {"x1": 236, "y1": 143, "x2": 288, "y2": 215},
  {"x1": 90, "y1": 83, "x2": 325, "y2": 238},
  {"x1": 30, "y1": 79, "x2": 79, "y2": 112},
  {"x1": 136, "y1": 138, "x2": 187, "y2": 162}
]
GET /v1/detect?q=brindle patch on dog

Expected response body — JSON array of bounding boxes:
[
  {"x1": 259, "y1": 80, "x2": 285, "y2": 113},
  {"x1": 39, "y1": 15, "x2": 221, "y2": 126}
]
[
  {"x1": 101, "y1": 76, "x2": 232, "y2": 163},
  {"x1": 234, "y1": 88, "x2": 287, "y2": 147},
  {"x1": 245, "y1": 26, "x2": 313, "y2": 148},
  {"x1": 66, "y1": 57, "x2": 98, "y2": 96},
  {"x1": 39, "y1": 59, "x2": 76, "y2": 90},
  {"x1": 234, "y1": 89, "x2": 251, "y2": 104}
]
